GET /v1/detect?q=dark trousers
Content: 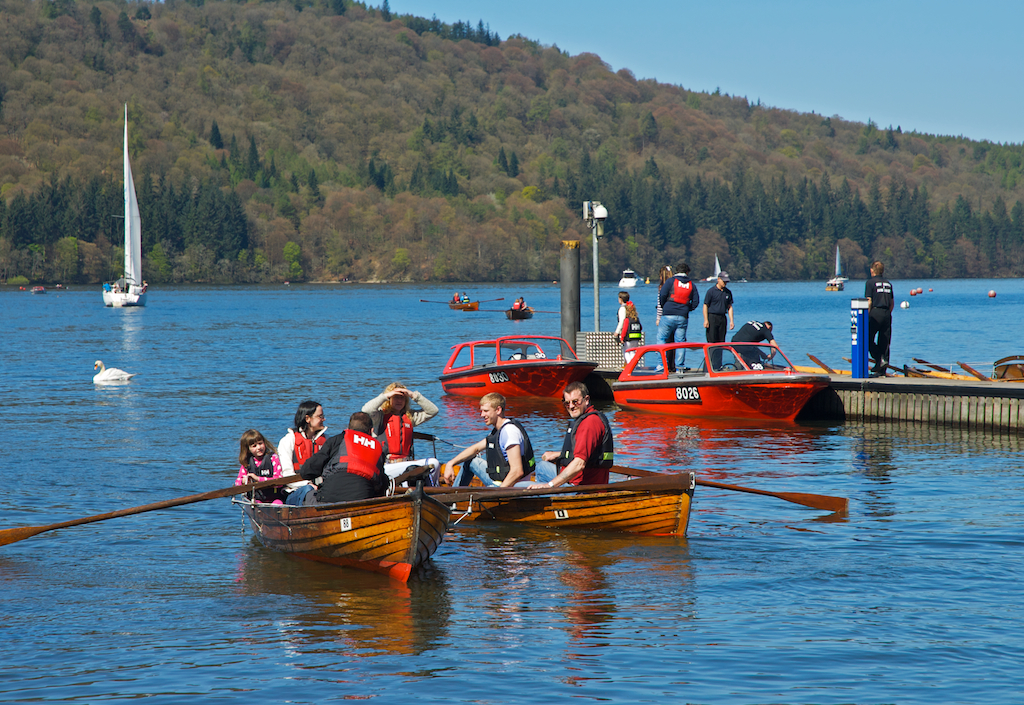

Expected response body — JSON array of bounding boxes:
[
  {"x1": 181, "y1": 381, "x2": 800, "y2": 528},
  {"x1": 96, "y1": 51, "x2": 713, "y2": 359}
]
[
  {"x1": 868, "y1": 312, "x2": 891, "y2": 370},
  {"x1": 706, "y1": 314, "x2": 727, "y2": 343}
]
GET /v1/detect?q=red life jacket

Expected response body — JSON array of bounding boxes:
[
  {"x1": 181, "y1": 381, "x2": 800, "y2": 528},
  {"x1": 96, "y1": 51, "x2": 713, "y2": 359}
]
[
  {"x1": 370, "y1": 412, "x2": 415, "y2": 461},
  {"x1": 669, "y1": 277, "x2": 695, "y2": 305},
  {"x1": 292, "y1": 430, "x2": 326, "y2": 469},
  {"x1": 326, "y1": 431, "x2": 383, "y2": 481}
]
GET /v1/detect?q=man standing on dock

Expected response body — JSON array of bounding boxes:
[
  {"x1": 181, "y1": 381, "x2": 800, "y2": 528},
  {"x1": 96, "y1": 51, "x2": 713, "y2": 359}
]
[
  {"x1": 657, "y1": 262, "x2": 700, "y2": 371},
  {"x1": 866, "y1": 261, "x2": 894, "y2": 376}
]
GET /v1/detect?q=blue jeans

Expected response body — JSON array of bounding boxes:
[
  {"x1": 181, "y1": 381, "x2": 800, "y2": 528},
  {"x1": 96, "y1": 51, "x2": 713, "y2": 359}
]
[
  {"x1": 533, "y1": 459, "x2": 558, "y2": 484},
  {"x1": 454, "y1": 457, "x2": 501, "y2": 487},
  {"x1": 657, "y1": 314, "x2": 690, "y2": 369},
  {"x1": 285, "y1": 485, "x2": 314, "y2": 506}
]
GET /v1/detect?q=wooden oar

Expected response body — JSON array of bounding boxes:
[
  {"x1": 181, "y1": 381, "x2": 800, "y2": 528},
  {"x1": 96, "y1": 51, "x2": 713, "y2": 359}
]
[
  {"x1": 843, "y1": 356, "x2": 902, "y2": 376},
  {"x1": 610, "y1": 465, "x2": 848, "y2": 513},
  {"x1": 957, "y1": 361, "x2": 991, "y2": 381},
  {"x1": 419, "y1": 299, "x2": 456, "y2": 304},
  {"x1": 0, "y1": 475, "x2": 301, "y2": 547},
  {"x1": 807, "y1": 354, "x2": 837, "y2": 374},
  {"x1": 913, "y1": 357, "x2": 952, "y2": 374},
  {"x1": 425, "y1": 473, "x2": 688, "y2": 504},
  {"x1": 475, "y1": 297, "x2": 505, "y2": 303}
]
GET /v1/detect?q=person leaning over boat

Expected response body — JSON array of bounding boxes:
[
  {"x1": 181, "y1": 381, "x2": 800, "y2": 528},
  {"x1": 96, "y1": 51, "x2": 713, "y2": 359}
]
[
  {"x1": 731, "y1": 320, "x2": 778, "y2": 367},
  {"x1": 278, "y1": 400, "x2": 328, "y2": 506},
  {"x1": 658, "y1": 262, "x2": 700, "y2": 371},
  {"x1": 362, "y1": 382, "x2": 441, "y2": 484},
  {"x1": 291, "y1": 412, "x2": 388, "y2": 505},
  {"x1": 865, "y1": 260, "x2": 894, "y2": 376},
  {"x1": 529, "y1": 381, "x2": 614, "y2": 489},
  {"x1": 441, "y1": 392, "x2": 536, "y2": 488}
]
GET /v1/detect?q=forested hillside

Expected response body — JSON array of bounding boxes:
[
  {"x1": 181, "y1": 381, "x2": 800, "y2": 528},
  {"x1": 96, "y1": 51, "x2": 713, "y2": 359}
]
[{"x1": 1, "y1": 0, "x2": 1023, "y2": 285}]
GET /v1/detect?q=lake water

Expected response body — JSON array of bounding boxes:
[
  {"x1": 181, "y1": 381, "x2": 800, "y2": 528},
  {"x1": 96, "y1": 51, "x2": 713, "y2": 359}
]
[{"x1": 2, "y1": 279, "x2": 1023, "y2": 704}]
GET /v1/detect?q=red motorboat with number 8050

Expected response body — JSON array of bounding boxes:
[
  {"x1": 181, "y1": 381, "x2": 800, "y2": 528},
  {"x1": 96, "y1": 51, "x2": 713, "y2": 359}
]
[
  {"x1": 612, "y1": 342, "x2": 829, "y2": 421},
  {"x1": 440, "y1": 335, "x2": 597, "y2": 398}
]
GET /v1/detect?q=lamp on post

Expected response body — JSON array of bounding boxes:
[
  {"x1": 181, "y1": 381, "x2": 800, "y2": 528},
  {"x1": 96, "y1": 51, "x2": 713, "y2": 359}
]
[{"x1": 582, "y1": 201, "x2": 607, "y2": 331}]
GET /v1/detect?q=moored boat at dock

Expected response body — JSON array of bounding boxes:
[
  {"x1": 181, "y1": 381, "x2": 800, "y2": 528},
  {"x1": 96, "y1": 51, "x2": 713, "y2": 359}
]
[
  {"x1": 440, "y1": 335, "x2": 597, "y2": 398},
  {"x1": 613, "y1": 342, "x2": 829, "y2": 421}
]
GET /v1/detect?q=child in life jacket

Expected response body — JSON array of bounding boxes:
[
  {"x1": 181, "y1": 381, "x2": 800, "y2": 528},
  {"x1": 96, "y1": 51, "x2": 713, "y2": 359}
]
[{"x1": 235, "y1": 429, "x2": 284, "y2": 504}]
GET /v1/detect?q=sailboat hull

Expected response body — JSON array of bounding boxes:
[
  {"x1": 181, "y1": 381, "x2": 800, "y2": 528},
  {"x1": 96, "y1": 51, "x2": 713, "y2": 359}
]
[{"x1": 102, "y1": 290, "x2": 147, "y2": 307}]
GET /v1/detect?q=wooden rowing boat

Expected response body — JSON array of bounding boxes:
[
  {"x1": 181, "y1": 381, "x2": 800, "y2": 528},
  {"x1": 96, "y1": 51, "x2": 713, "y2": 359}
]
[
  {"x1": 505, "y1": 307, "x2": 534, "y2": 320},
  {"x1": 239, "y1": 486, "x2": 451, "y2": 582},
  {"x1": 429, "y1": 472, "x2": 695, "y2": 536},
  {"x1": 449, "y1": 301, "x2": 479, "y2": 311}
]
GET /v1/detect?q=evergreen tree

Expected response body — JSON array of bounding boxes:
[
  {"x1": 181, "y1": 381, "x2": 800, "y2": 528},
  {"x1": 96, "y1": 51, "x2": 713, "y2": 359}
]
[
  {"x1": 330, "y1": 0, "x2": 346, "y2": 15},
  {"x1": 209, "y1": 121, "x2": 223, "y2": 150},
  {"x1": 381, "y1": 0, "x2": 391, "y2": 21},
  {"x1": 496, "y1": 147, "x2": 508, "y2": 175},
  {"x1": 508, "y1": 151, "x2": 519, "y2": 177},
  {"x1": 308, "y1": 168, "x2": 321, "y2": 202},
  {"x1": 245, "y1": 136, "x2": 260, "y2": 180}
]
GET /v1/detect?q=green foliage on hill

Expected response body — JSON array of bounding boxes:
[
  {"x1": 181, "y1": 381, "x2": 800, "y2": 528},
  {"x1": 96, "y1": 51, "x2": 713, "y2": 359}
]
[{"x1": 0, "y1": 0, "x2": 1022, "y2": 285}]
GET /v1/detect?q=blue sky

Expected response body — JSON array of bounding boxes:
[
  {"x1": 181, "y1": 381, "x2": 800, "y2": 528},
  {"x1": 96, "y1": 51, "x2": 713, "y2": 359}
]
[{"x1": 391, "y1": 0, "x2": 1023, "y2": 145}]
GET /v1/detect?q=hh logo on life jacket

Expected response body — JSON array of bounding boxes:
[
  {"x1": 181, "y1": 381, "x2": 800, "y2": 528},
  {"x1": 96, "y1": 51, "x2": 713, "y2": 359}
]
[{"x1": 353, "y1": 435, "x2": 377, "y2": 449}]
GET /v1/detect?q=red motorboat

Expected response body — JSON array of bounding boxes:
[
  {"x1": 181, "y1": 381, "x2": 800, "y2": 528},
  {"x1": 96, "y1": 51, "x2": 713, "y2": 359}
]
[
  {"x1": 440, "y1": 335, "x2": 597, "y2": 398},
  {"x1": 612, "y1": 342, "x2": 829, "y2": 422}
]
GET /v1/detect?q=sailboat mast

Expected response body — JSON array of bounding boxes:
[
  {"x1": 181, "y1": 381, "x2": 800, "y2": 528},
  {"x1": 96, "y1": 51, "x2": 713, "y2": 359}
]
[{"x1": 123, "y1": 105, "x2": 142, "y2": 287}]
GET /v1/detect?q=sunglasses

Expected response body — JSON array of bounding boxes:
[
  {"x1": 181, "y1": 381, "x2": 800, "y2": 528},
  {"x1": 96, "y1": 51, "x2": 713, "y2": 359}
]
[{"x1": 562, "y1": 397, "x2": 587, "y2": 408}]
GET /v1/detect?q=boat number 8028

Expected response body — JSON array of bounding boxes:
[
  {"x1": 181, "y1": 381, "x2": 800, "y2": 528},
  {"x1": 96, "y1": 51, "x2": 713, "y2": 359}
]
[
  {"x1": 675, "y1": 386, "x2": 701, "y2": 402},
  {"x1": 488, "y1": 372, "x2": 510, "y2": 384}
]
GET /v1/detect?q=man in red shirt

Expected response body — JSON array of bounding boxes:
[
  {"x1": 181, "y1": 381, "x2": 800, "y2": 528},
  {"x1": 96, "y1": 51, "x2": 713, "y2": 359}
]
[{"x1": 530, "y1": 382, "x2": 614, "y2": 488}]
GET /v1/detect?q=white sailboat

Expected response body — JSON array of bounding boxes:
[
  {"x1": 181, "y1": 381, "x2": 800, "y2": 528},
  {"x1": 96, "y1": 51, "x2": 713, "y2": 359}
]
[
  {"x1": 102, "y1": 104, "x2": 148, "y2": 308},
  {"x1": 825, "y1": 245, "x2": 847, "y2": 291},
  {"x1": 702, "y1": 254, "x2": 722, "y2": 282}
]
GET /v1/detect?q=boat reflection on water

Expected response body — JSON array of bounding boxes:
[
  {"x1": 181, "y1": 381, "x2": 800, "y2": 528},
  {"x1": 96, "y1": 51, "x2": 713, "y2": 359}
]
[
  {"x1": 231, "y1": 544, "x2": 452, "y2": 656},
  {"x1": 611, "y1": 409, "x2": 830, "y2": 481}
]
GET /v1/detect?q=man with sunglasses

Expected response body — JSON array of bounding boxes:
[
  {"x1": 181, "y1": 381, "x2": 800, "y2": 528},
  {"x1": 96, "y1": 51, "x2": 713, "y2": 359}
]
[{"x1": 530, "y1": 381, "x2": 614, "y2": 488}]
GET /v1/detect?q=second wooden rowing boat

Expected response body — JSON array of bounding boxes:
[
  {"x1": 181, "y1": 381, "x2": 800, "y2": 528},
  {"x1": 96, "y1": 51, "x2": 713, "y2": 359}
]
[{"x1": 429, "y1": 472, "x2": 695, "y2": 536}]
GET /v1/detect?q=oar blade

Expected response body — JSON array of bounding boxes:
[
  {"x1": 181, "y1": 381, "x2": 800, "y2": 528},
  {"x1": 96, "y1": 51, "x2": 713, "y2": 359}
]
[
  {"x1": 774, "y1": 491, "x2": 848, "y2": 514},
  {"x1": 0, "y1": 525, "x2": 48, "y2": 547}
]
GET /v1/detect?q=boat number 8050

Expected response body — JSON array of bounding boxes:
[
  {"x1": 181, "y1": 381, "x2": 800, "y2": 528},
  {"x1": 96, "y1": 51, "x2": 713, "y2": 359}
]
[
  {"x1": 488, "y1": 372, "x2": 510, "y2": 384},
  {"x1": 675, "y1": 386, "x2": 701, "y2": 402}
]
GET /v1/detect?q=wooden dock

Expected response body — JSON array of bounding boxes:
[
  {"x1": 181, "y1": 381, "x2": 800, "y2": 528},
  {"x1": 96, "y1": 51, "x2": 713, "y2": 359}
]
[{"x1": 800, "y1": 375, "x2": 1024, "y2": 432}]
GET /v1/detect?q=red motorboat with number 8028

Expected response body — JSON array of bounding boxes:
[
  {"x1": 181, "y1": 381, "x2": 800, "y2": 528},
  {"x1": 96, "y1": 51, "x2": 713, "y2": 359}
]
[
  {"x1": 440, "y1": 335, "x2": 597, "y2": 398},
  {"x1": 612, "y1": 342, "x2": 829, "y2": 422}
]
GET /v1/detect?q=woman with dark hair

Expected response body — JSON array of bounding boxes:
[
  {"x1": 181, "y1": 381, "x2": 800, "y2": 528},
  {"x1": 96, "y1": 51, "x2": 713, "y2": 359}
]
[{"x1": 278, "y1": 400, "x2": 328, "y2": 505}]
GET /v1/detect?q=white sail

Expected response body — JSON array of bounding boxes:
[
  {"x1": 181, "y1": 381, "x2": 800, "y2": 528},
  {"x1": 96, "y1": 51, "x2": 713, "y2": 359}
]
[
  {"x1": 123, "y1": 105, "x2": 142, "y2": 287},
  {"x1": 834, "y1": 245, "x2": 841, "y2": 278},
  {"x1": 713, "y1": 254, "x2": 721, "y2": 277},
  {"x1": 102, "y1": 104, "x2": 147, "y2": 306}
]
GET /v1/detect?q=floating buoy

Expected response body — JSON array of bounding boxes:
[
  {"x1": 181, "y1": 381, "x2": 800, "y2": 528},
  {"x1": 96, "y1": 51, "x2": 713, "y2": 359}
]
[
  {"x1": 916, "y1": 287, "x2": 923, "y2": 294},
  {"x1": 928, "y1": 288, "x2": 933, "y2": 292},
  {"x1": 989, "y1": 290, "x2": 997, "y2": 298},
  {"x1": 900, "y1": 301, "x2": 910, "y2": 309},
  {"x1": 910, "y1": 289, "x2": 917, "y2": 296}
]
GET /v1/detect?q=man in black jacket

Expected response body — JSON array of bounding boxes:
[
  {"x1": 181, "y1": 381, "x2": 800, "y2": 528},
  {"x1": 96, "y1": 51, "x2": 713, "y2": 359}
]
[
  {"x1": 296, "y1": 412, "x2": 387, "y2": 504},
  {"x1": 865, "y1": 261, "x2": 894, "y2": 376}
]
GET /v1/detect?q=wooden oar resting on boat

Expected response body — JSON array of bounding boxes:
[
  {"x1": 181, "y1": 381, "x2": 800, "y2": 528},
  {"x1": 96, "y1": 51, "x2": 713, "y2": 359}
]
[
  {"x1": 239, "y1": 481, "x2": 451, "y2": 582},
  {"x1": 427, "y1": 473, "x2": 696, "y2": 536}
]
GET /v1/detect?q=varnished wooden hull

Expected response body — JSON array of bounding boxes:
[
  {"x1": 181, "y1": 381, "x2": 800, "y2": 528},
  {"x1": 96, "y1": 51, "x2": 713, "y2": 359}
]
[
  {"x1": 441, "y1": 473, "x2": 694, "y2": 536},
  {"x1": 241, "y1": 489, "x2": 451, "y2": 582},
  {"x1": 449, "y1": 301, "x2": 479, "y2": 311}
]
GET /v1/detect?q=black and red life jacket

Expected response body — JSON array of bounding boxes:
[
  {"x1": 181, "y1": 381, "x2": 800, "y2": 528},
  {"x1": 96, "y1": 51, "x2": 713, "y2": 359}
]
[{"x1": 324, "y1": 430, "x2": 384, "y2": 482}]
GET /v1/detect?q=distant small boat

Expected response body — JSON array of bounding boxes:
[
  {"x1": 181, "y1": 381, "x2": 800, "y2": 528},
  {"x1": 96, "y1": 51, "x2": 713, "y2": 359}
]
[
  {"x1": 30, "y1": 286, "x2": 45, "y2": 294},
  {"x1": 702, "y1": 254, "x2": 723, "y2": 282},
  {"x1": 449, "y1": 301, "x2": 479, "y2": 311},
  {"x1": 618, "y1": 269, "x2": 640, "y2": 287},
  {"x1": 826, "y1": 245, "x2": 847, "y2": 291},
  {"x1": 505, "y1": 307, "x2": 533, "y2": 320}
]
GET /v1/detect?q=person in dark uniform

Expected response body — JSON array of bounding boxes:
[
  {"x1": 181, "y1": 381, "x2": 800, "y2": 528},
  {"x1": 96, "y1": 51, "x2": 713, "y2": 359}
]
[
  {"x1": 865, "y1": 261, "x2": 894, "y2": 376},
  {"x1": 732, "y1": 320, "x2": 779, "y2": 367},
  {"x1": 703, "y1": 272, "x2": 734, "y2": 369}
]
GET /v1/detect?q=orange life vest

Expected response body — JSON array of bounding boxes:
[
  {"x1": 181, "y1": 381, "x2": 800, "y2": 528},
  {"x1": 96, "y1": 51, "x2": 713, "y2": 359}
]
[
  {"x1": 326, "y1": 431, "x2": 383, "y2": 481},
  {"x1": 370, "y1": 412, "x2": 415, "y2": 461},
  {"x1": 292, "y1": 430, "x2": 326, "y2": 470}
]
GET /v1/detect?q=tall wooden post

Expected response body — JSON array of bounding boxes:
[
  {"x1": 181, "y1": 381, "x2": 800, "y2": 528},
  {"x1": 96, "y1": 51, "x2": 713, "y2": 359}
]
[{"x1": 560, "y1": 240, "x2": 581, "y2": 352}]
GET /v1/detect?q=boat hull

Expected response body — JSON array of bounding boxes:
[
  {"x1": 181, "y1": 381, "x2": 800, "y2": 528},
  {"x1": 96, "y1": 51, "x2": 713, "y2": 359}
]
[
  {"x1": 439, "y1": 473, "x2": 694, "y2": 536},
  {"x1": 614, "y1": 374, "x2": 827, "y2": 421},
  {"x1": 505, "y1": 308, "x2": 534, "y2": 320},
  {"x1": 441, "y1": 359, "x2": 596, "y2": 397},
  {"x1": 241, "y1": 489, "x2": 450, "y2": 582},
  {"x1": 449, "y1": 301, "x2": 479, "y2": 311},
  {"x1": 102, "y1": 289, "x2": 148, "y2": 307}
]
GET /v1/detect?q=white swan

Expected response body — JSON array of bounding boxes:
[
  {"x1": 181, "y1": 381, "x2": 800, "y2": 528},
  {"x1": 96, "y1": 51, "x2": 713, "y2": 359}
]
[{"x1": 93, "y1": 360, "x2": 137, "y2": 383}]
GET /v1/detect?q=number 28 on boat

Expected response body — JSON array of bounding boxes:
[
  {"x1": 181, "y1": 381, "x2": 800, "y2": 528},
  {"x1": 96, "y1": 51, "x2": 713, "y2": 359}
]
[
  {"x1": 439, "y1": 335, "x2": 598, "y2": 398},
  {"x1": 612, "y1": 342, "x2": 829, "y2": 422}
]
